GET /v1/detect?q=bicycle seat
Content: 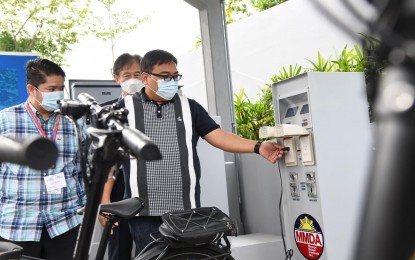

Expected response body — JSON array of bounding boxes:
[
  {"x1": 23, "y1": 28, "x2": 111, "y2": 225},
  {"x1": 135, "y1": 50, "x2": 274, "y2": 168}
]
[
  {"x1": 100, "y1": 197, "x2": 145, "y2": 219},
  {"x1": 0, "y1": 241, "x2": 23, "y2": 260}
]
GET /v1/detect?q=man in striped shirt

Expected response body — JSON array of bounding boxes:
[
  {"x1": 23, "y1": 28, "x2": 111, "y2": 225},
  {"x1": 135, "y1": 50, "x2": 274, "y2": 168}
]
[
  {"x1": 0, "y1": 59, "x2": 86, "y2": 259},
  {"x1": 101, "y1": 49, "x2": 287, "y2": 255}
]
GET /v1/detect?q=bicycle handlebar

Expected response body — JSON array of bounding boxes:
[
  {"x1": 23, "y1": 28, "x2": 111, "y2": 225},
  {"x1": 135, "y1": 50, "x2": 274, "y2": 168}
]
[
  {"x1": 0, "y1": 136, "x2": 58, "y2": 170},
  {"x1": 60, "y1": 92, "x2": 161, "y2": 160},
  {"x1": 110, "y1": 119, "x2": 161, "y2": 160}
]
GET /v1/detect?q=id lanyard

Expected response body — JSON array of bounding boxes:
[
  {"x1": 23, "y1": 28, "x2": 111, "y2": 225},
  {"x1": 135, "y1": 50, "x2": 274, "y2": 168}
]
[{"x1": 25, "y1": 102, "x2": 61, "y2": 142}]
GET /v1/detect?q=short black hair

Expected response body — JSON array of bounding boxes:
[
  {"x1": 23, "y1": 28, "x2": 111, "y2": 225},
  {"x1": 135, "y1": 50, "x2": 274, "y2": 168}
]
[
  {"x1": 113, "y1": 53, "x2": 142, "y2": 76},
  {"x1": 26, "y1": 58, "x2": 65, "y2": 88},
  {"x1": 140, "y1": 49, "x2": 177, "y2": 73}
]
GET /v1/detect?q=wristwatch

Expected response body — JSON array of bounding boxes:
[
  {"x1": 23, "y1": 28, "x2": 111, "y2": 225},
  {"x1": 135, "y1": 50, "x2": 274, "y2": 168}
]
[{"x1": 254, "y1": 141, "x2": 262, "y2": 154}]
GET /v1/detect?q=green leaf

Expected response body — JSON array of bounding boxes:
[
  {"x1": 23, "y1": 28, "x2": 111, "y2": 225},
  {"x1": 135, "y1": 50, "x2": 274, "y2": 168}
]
[{"x1": 0, "y1": 0, "x2": 92, "y2": 63}]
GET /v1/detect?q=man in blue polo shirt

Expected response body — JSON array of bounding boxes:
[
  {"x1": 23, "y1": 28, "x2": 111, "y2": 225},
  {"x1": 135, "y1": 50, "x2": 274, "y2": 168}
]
[{"x1": 101, "y1": 49, "x2": 287, "y2": 255}]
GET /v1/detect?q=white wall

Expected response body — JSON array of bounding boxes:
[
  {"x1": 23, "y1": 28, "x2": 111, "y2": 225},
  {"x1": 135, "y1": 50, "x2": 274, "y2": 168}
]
[
  {"x1": 179, "y1": 0, "x2": 372, "y2": 108},
  {"x1": 62, "y1": 0, "x2": 374, "y2": 109}
]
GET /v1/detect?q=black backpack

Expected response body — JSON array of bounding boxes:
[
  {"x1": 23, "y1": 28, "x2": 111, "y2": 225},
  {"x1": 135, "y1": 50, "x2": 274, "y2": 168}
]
[{"x1": 158, "y1": 207, "x2": 238, "y2": 248}]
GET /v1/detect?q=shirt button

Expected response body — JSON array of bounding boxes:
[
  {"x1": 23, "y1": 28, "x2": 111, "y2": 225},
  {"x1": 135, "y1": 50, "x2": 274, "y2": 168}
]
[{"x1": 158, "y1": 111, "x2": 161, "y2": 113}]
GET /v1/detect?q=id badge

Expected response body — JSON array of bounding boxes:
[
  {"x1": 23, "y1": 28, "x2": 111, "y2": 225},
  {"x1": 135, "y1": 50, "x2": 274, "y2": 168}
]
[{"x1": 44, "y1": 172, "x2": 67, "y2": 194}]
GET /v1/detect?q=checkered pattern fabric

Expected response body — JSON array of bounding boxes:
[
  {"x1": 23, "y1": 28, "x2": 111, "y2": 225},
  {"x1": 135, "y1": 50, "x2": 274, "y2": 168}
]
[
  {"x1": 142, "y1": 102, "x2": 184, "y2": 215},
  {"x1": 0, "y1": 101, "x2": 86, "y2": 241},
  {"x1": 122, "y1": 89, "x2": 220, "y2": 216}
]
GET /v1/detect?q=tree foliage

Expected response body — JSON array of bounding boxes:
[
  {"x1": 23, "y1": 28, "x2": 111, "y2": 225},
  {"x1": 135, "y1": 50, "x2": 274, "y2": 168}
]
[
  {"x1": 90, "y1": 0, "x2": 148, "y2": 64},
  {"x1": 225, "y1": 0, "x2": 288, "y2": 24},
  {"x1": 225, "y1": 0, "x2": 253, "y2": 24},
  {"x1": 251, "y1": 0, "x2": 288, "y2": 11},
  {"x1": 194, "y1": 0, "x2": 288, "y2": 48},
  {"x1": 0, "y1": 0, "x2": 91, "y2": 64}
]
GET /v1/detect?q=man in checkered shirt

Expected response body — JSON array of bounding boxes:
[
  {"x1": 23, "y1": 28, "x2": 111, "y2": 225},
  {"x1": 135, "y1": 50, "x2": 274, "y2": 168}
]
[
  {"x1": 101, "y1": 49, "x2": 287, "y2": 255},
  {"x1": 0, "y1": 59, "x2": 86, "y2": 259}
]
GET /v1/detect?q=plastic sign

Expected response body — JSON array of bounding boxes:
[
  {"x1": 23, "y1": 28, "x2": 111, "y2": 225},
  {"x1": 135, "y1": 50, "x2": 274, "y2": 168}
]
[{"x1": 294, "y1": 214, "x2": 324, "y2": 259}]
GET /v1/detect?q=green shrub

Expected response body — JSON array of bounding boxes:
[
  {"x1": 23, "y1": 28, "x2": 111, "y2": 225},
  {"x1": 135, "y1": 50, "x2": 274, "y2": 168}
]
[
  {"x1": 234, "y1": 87, "x2": 275, "y2": 140},
  {"x1": 234, "y1": 44, "x2": 379, "y2": 140}
]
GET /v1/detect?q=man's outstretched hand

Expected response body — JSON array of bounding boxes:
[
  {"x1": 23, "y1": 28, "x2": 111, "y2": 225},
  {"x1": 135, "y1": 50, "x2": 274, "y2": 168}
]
[{"x1": 259, "y1": 142, "x2": 289, "y2": 164}]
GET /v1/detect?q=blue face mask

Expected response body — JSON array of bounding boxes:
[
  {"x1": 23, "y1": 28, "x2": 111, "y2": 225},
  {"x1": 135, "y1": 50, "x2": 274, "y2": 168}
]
[
  {"x1": 36, "y1": 90, "x2": 64, "y2": 112},
  {"x1": 154, "y1": 79, "x2": 179, "y2": 100}
]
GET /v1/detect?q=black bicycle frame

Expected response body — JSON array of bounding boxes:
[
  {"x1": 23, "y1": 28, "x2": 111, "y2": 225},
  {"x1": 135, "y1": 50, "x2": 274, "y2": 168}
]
[
  {"x1": 73, "y1": 129, "x2": 126, "y2": 260},
  {"x1": 58, "y1": 93, "x2": 161, "y2": 260}
]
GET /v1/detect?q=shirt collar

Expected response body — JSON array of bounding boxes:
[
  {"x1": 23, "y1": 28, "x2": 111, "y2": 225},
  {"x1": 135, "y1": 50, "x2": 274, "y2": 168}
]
[
  {"x1": 26, "y1": 99, "x2": 57, "y2": 120},
  {"x1": 27, "y1": 98, "x2": 37, "y2": 111},
  {"x1": 27, "y1": 99, "x2": 41, "y2": 118}
]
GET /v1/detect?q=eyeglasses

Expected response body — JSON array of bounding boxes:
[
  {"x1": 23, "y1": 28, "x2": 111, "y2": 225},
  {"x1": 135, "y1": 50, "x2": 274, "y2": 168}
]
[{"x1": 147, "y1": 72, "x2": 182, "y2": 81}]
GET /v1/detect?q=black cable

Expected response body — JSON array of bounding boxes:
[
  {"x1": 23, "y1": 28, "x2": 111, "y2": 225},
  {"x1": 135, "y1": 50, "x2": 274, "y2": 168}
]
[{"x1": 277, "y1": 161, "x2": 293, "y2": 260}]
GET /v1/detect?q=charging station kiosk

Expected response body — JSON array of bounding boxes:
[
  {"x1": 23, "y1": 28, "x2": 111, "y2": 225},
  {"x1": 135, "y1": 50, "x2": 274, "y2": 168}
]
[{"x1": 260, "y1": 72, "x2": 372, "y2": 260}]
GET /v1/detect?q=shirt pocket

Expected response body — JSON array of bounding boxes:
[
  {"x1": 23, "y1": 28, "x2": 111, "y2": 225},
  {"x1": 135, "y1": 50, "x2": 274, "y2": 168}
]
[
  {"x1": 61, "y1": 160, "x2": 85, "y2": 205},
  {"x1": 0, "y1": 163, "x2": 35, "y2": 199}
]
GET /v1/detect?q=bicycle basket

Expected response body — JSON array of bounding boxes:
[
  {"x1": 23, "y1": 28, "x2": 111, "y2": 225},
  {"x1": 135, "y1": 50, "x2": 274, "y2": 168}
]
[{"x1": 159, "y1": 207, "x2": 237, "y2": 247}]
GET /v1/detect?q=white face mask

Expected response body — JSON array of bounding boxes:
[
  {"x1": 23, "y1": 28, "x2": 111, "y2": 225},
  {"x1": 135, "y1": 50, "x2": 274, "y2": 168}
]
[{"x1": 120, "y1": 78, "x2": 144, "y2": 95}]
